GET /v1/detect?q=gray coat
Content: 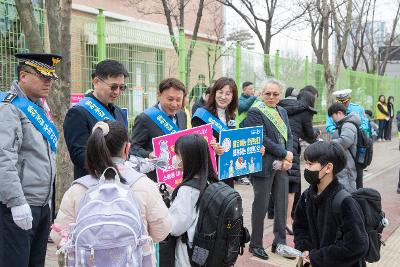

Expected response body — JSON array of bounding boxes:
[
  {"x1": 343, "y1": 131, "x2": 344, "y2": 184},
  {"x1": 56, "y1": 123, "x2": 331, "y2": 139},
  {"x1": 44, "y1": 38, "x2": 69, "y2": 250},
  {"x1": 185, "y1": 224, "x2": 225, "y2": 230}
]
[
  {"x1": 331, "y1": 112, "x2": 360, "y2": 192},
  {"x1": 0, "y1": 81, "x2": 55, "y2": 207}
]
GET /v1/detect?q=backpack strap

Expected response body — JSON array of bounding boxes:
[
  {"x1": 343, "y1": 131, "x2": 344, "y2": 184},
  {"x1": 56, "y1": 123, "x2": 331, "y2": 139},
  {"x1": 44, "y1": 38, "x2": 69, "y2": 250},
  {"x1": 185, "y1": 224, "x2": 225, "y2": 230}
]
[
  {"x1": 72, "y1": 175, "x2": 99, "y2": 189},
  {"x1": 337, "y1": 121, "x2": 359, "y2": 161},
  {"x1": 332, "y1": 189, "x2": 352, "y2": 240}
]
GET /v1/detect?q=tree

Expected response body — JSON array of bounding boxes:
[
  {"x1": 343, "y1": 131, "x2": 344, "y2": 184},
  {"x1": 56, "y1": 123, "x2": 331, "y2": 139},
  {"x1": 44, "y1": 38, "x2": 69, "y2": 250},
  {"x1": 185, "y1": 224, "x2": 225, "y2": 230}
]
[
  {"x1": 226, "y1": 29, "x2": 255, "y2": 50},
  {"x1": 15, "y1": 0, "x2": 73, "y2": 208},
  {"x1": 131, "y1": 0, "x2": 207, "y2": 86},
  {"x1": 321, "y1": 0, "x2": 353, "y2": 105},
  {"x1": 341, "y1": 0, "x2": 374, "y2": 71},
  {"x1": 219, "y1": 0, "x2": 307, "y2": 76},
  {"x1": 377, "y1": 1, "x2": 400, "y2": 75}
]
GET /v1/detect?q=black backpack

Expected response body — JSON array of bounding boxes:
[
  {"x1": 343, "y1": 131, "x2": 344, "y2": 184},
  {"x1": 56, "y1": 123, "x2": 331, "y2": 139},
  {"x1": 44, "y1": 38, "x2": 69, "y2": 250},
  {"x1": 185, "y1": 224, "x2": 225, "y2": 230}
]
[
  {"x1": 332, "y1": 188, "x2": 387, "y2": 263},
  {"x1": 183, "y1": 180, "x2": 250, "y2": 267},
  {"x1": 338, "y1": 121, "x2": 373, "y2": 169}
]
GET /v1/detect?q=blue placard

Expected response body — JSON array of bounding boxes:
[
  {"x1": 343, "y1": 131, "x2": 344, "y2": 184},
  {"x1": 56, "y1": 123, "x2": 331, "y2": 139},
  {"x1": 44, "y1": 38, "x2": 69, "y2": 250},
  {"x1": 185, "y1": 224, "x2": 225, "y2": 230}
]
[{"x1": 218, "y1": 126, "x2": 263, "y2": 180}]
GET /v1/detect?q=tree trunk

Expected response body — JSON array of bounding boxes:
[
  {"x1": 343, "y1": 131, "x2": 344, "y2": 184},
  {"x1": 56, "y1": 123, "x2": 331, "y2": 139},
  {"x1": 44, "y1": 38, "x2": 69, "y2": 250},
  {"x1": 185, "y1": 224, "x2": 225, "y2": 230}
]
[
  {"x1": 263, "y1": 26, "x2": 272, "y2": 76},
  {"x1": 14, "y1": 0, "x2": 43, "y2": 52},
  {"x1": 46, "y1": 0, "x2": 73, "y2": 209}
]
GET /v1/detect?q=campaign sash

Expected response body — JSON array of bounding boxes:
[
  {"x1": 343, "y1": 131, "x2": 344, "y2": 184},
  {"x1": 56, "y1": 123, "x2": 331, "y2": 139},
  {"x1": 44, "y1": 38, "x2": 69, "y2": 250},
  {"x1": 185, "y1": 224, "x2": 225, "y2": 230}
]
[
  {"x1": 252, "y1": 100, "x2": 288, "y2": 141},
  {"x1": 76, "y1": 97, "x2": 115, "y2": 122},
  {"x1": 0, "y1": 92, "x2": 58, "y2": 152},
  {"x1": 193, "y1": 107, "x2": 229, "y2": 133},
  {"x1": 144, "y1": 107, "x2": 179, "y2": 134}
]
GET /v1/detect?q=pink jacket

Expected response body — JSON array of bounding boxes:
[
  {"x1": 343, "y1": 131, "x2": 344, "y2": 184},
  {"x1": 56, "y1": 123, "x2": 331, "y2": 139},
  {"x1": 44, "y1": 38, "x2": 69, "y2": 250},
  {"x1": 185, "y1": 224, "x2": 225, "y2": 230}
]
[{"x1": 50, "y1": 165, "x2": 171, "y2": 265}]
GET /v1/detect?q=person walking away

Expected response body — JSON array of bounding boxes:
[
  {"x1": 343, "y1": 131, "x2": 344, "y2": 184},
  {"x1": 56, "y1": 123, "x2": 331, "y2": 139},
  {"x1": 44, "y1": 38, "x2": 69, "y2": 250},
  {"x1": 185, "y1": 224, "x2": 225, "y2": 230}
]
[
  {"x1": 326, "y1": 89, "x2": 371, "y2": 189},
  {"x1": 278, "y1": 89, "x2": 319, "y2": 235},
  {"x1": 50, "y1": 120, "x2": 171, "y2": 266},
  {"x1": 376, "y1": 95, "x2": 389, "y2": 142},
  {"x1": 293, "y1": 141, "x2": 368, "y2": 267},
  {"x1": 384, "y1": 96, "x2": 394, "y2": 141},
  {"x1": 0, "y1": 53, "x2": 62, "y2": 267},
  {"x1": 328, "y1": 103, "x2": 360, "y2": 192},
  {"x1": 242, "y1": 79, "x2": 294, "y2": 260},
  {"x1": 64, "y1": 59, "x2": 129, "y2": 179}
]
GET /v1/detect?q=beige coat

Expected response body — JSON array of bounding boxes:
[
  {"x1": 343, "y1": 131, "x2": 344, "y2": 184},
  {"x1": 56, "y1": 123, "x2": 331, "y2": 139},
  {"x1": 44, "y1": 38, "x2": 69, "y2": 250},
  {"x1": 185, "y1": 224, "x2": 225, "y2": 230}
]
[{"x1": 50, "y1": 166, "x2": 171, "y2": 266}]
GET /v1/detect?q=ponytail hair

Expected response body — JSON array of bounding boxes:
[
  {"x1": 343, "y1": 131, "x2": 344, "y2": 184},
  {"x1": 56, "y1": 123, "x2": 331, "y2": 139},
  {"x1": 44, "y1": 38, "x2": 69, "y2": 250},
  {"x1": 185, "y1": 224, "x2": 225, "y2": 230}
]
[{"x1": 85, "y1": 120, "x2": 128, "y2": 182}]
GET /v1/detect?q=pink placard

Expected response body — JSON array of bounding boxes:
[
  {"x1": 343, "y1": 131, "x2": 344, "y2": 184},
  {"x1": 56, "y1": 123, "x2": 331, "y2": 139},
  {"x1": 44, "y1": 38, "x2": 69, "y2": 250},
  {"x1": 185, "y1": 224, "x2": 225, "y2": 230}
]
[
  {"x1": 70, "y1": 93, "x2": 84, "y2": 106},
  {"x1": 152, "y1": 124, "x2": 217, "y2": 189}
]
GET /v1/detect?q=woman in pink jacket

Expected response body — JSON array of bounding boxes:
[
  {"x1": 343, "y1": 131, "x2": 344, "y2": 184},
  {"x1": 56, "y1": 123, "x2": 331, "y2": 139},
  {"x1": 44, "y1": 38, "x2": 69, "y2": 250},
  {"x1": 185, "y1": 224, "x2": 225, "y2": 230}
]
[{"x1": 50, "y1": 120, "x2": 171, "y2": 266}]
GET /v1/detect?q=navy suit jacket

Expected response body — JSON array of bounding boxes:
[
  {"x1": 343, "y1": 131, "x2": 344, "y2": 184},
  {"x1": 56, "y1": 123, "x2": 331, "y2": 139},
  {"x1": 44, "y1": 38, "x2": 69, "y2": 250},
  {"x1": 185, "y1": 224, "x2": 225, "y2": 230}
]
[
  {"x1": 63, "y1": 93, "x2": 128, "y2": 180},
  {"x1": 130, "y1": 104, "x2": 187, "y2": 181},
  {"x1": 242, "y1": 105, "x2": 293, "y2": 178}
]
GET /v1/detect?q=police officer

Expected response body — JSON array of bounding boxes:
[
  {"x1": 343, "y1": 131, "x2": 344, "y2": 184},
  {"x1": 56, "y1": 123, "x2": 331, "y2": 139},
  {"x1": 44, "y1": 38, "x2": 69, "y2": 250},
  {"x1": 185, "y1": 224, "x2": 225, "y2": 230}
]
[
  {"x1": 0, "y1": 53, "x2": 62, "y2": 267},
  {"x1": 63, "y1": 59, "x2": 129, "y2": 179},
  {"x1": 326, "y1": 89, "x2": 371, "y2": 136},
  {"x1": 326, "y1": 89, "x2": 371, "y2": 189}
]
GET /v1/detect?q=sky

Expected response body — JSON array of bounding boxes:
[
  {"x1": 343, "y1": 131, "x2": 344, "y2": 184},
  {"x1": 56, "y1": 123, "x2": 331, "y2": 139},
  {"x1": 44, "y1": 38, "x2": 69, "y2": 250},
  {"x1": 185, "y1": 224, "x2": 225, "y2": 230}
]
[{"x1": 223, "y1": 0, "x2": 399, "y2": 61}]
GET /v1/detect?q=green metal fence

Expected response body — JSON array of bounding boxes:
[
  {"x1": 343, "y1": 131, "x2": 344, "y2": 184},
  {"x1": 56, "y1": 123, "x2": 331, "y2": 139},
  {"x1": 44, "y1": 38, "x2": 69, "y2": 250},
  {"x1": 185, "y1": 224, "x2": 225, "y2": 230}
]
[{"x1": 1, "y1": 0, "x2": 399, "y2": 125}]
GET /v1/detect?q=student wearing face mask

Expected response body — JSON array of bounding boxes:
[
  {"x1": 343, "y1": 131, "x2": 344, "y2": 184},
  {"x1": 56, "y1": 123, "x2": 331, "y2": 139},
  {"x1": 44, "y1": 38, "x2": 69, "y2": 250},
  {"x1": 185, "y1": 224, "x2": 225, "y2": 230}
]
[{"x1": 293, "y1": 141, "x2": 368, "y2": 267}]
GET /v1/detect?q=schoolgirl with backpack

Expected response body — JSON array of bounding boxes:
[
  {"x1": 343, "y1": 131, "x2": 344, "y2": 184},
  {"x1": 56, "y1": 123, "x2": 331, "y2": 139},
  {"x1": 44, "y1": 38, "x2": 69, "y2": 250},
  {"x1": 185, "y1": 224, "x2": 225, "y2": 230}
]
[
  {"x1": 50, "y1": 120, "x2": 171, "y2": 266},
  {"x1": 168, "y1": 134, "x2": 249, "y2": 267}
]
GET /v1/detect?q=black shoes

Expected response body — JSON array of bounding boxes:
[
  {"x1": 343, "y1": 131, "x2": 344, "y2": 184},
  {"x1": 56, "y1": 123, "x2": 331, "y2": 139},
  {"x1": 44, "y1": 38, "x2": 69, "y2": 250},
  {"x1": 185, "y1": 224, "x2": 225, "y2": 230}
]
[
  {"x1": 249, "y1": 246, "x2": 269, "y2": 260},
  {"x1": 286, "y1": 226, "x2": 294, "y2": 235}
]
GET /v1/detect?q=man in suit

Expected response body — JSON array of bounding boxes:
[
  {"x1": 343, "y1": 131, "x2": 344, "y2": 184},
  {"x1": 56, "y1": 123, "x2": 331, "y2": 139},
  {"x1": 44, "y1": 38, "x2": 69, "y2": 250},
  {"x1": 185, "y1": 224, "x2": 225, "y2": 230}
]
[
  {"x1": 63, "y1": 59, "x2": 129, "y2": 179},
  {"x1": 130, "y1": 77, "x2": 187, "y2": 182}
]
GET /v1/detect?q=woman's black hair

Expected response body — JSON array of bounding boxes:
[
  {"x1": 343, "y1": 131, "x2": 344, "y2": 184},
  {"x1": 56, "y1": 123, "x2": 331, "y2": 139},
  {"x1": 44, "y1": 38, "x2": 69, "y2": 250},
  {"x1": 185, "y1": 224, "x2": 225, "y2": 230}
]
[
  {"x1": 378, "y1": 94, "x2": 386, "y2": 103},
  {"x1": 297, "y1": 90, "x2": 316, "y2": 111},
  {"x1": 304, "y1": 141, "x2": 347, "y2": 175},
  {"x1": 285, "y1": 87, "x2": 295, "y2": 98},
  {"x1": 85, "y1": 120, "x2": 128, "y2": 183},
  {"x1": 171, "y1": 134, "x2": 218, "y2": 208},
  {"x1": 388, "y1": 96, "x2": 394, "y2": 103}
]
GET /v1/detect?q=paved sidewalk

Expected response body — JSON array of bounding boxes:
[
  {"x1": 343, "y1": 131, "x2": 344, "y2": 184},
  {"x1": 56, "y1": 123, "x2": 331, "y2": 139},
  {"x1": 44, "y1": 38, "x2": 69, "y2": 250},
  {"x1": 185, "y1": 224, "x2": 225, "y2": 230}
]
[{"x1": 45, "y1": 139, "x2": 400, "y2": 266}]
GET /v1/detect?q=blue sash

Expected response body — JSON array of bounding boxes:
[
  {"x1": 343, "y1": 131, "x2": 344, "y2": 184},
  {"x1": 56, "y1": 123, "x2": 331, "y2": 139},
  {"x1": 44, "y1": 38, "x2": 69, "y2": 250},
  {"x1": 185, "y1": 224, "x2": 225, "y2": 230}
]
[
  {"x1": 193, "y1": 107, "x2": 229, "y2": 133},
  {"x1": 76, "y1": 97, "x2": 115, "y2": 121},
  {"x1": 144, "y1": 107, "x2": 179, "y2": 134},
  {"x1": 0, "y1": 92, "x2": 58, "y2": 153}
]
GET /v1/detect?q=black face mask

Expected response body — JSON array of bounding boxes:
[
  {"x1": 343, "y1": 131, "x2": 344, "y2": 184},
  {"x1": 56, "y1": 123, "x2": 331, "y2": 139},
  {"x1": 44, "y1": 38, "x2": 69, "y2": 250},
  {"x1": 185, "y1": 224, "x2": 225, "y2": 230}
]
[{"x1": 304, "y1": 165, "x2": 327, "y2": 185}]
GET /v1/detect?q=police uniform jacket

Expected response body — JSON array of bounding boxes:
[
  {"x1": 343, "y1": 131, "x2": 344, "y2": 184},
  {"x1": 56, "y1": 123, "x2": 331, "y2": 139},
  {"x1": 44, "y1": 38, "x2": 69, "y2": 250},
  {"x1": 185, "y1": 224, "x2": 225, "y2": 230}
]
[{"x1": 0, "y1": 81, "x2": 55, "y2": 207}]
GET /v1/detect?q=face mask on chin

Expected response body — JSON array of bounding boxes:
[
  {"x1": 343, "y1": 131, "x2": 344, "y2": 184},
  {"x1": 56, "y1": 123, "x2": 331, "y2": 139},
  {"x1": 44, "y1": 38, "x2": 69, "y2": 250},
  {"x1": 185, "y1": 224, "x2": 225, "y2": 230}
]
[{"x1": 304, "y1": 165, "x2": 327, "y2": 185}]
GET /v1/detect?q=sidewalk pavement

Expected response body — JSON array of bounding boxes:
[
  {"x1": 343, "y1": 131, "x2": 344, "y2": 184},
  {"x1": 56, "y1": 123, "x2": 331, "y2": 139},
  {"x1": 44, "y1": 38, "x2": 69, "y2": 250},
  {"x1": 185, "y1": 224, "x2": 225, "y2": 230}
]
[{"x1": 45, "y1": 139, "x2": 400, "y2": 267}]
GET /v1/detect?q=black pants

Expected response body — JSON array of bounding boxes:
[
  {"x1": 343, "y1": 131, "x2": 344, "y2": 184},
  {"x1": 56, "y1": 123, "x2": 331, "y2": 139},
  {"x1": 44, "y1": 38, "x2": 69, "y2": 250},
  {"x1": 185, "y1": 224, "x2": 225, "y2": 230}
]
[
  {"x1": 384, "y1": 119, "x2": 393, "y2": 140},
  {"x1": 0, "y1": 204, "x2": 50, "y2": 267},
  {"x1": 356, "y1": 165, "x2": 364, "y2": 189}
]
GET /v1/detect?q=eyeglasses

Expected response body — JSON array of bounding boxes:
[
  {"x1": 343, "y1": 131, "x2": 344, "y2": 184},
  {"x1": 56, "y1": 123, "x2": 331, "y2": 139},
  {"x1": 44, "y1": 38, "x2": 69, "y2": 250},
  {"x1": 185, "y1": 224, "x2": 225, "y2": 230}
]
[
  {"x1": 98, "y1": 77, "x2": 127, "y2": 92},
  {"x1": 264, "y1": 92, "x2": 280, "y2": 97}
]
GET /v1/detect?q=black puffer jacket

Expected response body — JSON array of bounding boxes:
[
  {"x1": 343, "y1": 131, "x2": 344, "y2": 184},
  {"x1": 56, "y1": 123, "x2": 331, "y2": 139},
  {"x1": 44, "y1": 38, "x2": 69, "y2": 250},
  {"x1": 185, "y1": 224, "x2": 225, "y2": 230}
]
[
  {"x1": 293, "y1": 179, "x2": 368, "y2": 267},
  {"x1": 278, "y1": 97, "x2": 318, "y2": 183}
]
